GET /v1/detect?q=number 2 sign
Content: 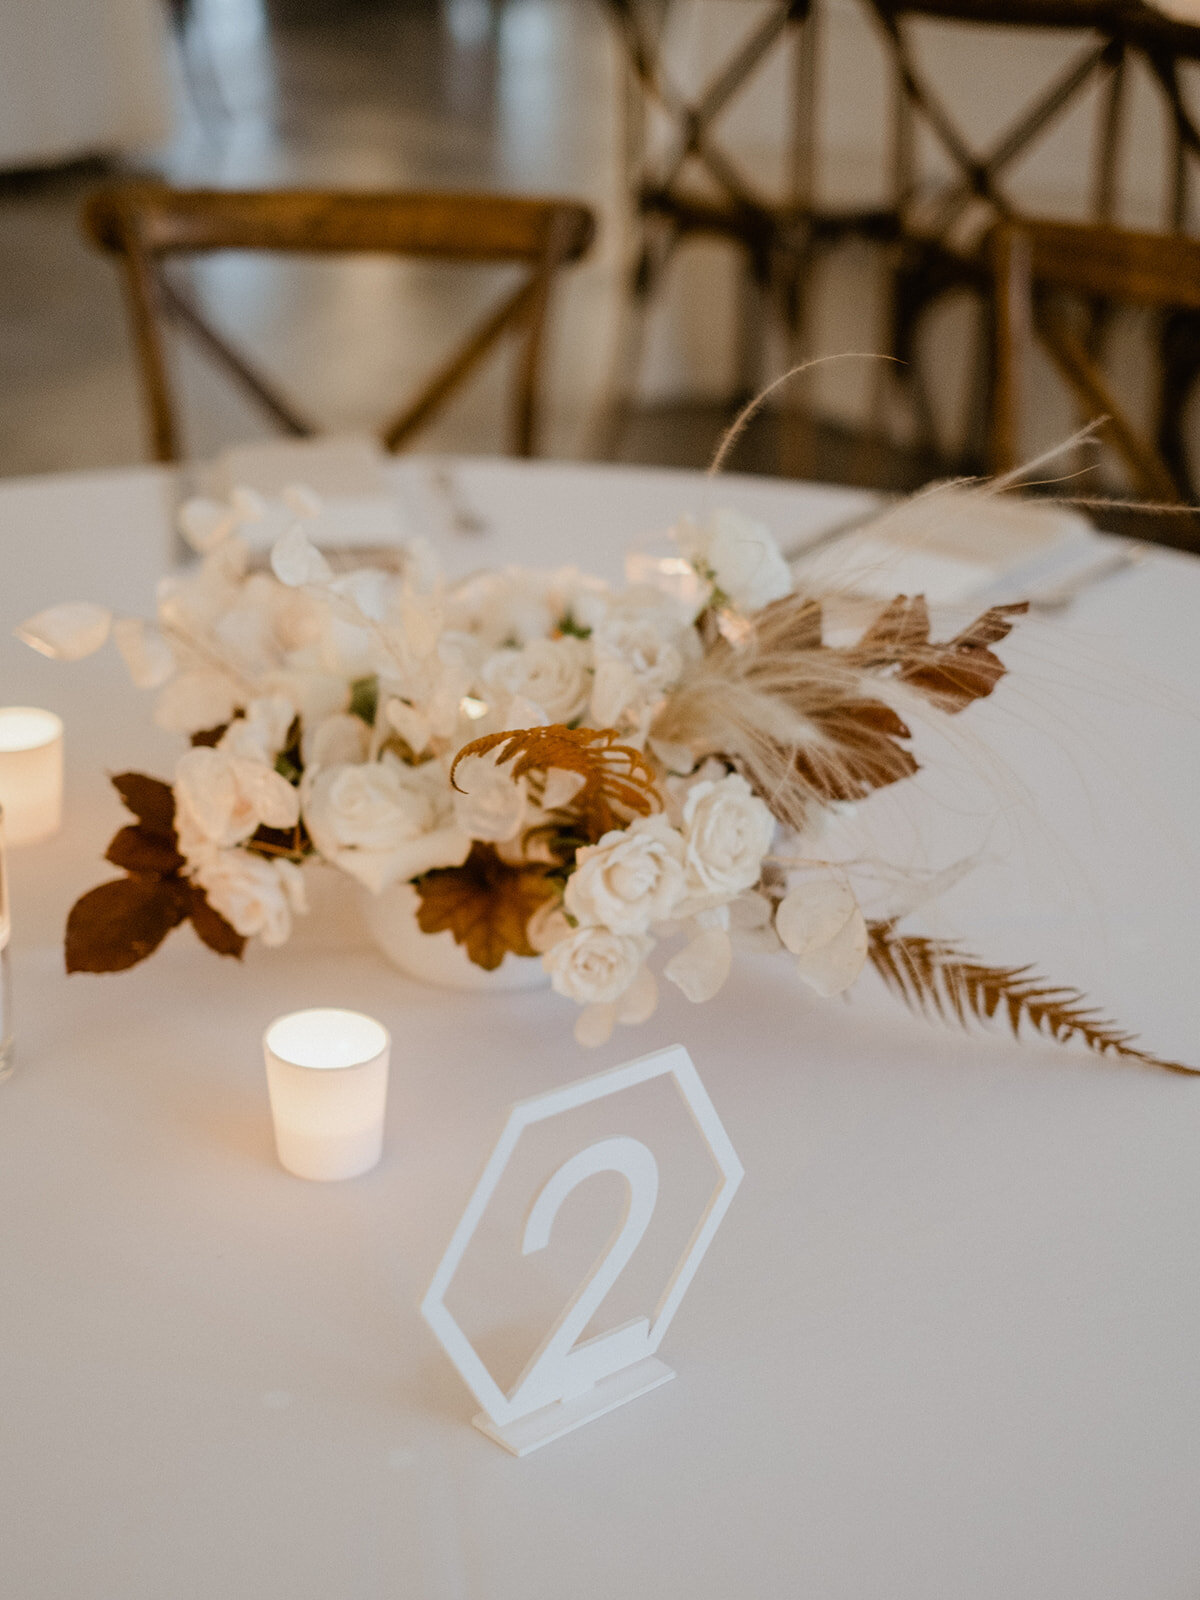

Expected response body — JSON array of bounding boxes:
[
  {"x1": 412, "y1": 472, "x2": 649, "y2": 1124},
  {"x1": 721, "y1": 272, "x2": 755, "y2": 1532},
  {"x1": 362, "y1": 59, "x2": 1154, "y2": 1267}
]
[{"x1": 420, "y1": 1045, "x2": 744, "y2": 1456}]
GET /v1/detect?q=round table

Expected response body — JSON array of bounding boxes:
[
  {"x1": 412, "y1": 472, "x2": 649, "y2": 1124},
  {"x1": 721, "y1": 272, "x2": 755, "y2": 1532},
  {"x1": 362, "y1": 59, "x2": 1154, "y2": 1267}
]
[{"x1": 1, "y1": 457, "x2": 1198, "y2": 1599}]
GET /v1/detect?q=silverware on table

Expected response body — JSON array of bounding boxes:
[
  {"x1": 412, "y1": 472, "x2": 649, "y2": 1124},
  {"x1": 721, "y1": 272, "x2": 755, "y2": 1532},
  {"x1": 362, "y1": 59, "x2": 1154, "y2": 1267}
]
[{"x1": 430, "y1": 463, "x2": 489, "y2": 536}]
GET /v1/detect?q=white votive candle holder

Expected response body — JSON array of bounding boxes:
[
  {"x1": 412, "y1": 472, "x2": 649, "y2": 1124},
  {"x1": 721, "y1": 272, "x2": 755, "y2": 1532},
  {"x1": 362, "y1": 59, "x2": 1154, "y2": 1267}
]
[
  {"x1": 263, "y1": 1008, "x2": 390, "y2": 1181},
  {"x1": 0, "y1": 708, "x2": 63, "y2": 846}
]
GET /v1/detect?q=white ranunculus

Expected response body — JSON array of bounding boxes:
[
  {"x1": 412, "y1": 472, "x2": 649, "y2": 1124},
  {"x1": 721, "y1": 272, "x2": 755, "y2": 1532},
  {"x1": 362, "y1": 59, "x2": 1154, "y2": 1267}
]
[
  {"x1": 675, "y1": 508, "x2": 792, "y2": 613},
  {"x1": 664, "y1": 926, "x2": 733, "y2": 1002},
  {"x1": 445, "y1": 569, "x2": 556, "y2": 647},
  {"x1": 565, "y1": 814, "x2": 686, "y2": 934},
  {"x1": 195, "y1": 849, "x2": 304, "y2": 947},
  {"x1": 543, "y1": 925, "x2": 653, "y2": 1006},
  {"x1": 174, "y1": 746, "x2": 300, "y2": 849},
  {"x1": 681, "y1": 773, "x2": 775, "y2": 902},
  {"x1": 451, "y1": 751, "x2": 527, "y2": 843},
  {"x1": 302, "y1": 711, "x2": 370, "y2": 770},
  {"x1": 775, "y1": 877, "x2": 868, "y2": 997},
  {"x1": 303, "y1": 757, "x2": 470, "y2": 893},
  {"x1": 482, "y1": 636, "x2": 591, "y2": 725},
  {"x1": 218, "y1": 695, "x2": 296, "y2": 765}
]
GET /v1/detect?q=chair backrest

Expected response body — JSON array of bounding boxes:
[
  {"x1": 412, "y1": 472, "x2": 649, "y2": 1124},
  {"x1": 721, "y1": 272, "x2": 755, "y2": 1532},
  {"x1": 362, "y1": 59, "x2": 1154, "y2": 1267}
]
[
  {"x1": 989, "y1": 217, "x2": 1200, "y2": 509},
  {"x1": 83, "y1": 181, "x2": 595, "y2": 464}
]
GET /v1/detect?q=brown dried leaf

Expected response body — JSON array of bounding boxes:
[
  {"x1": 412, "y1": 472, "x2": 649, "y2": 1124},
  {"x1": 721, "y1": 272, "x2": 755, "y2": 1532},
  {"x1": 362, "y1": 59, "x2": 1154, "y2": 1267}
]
[
  {"x1": 894, "y1": 603, "x2": 1028, "y2": 713},
  {"x1": 111, "y1": 771, "x2": 177, "y2": 840},
  {"x1": 185, "y1": 884, "x2": 246, "y2": 959},
  {"x1": 105, "y1": 824, "x2": 184, "y2": 877},
  {"x1": 791, "y1": 697, "x2": 918, "y2": 802},
  {"x1": 414, "y1": 843, "x2": 558, "y2": 970},
  {"x1": 847, "y1": 598, "x2": 1027, "y2": 714},
  {"x1": 452, "y1": 725, "x2": 658, "y2": 843},
  {"x1": 865, "y1": 919, "x2": 1194, "y2": 1073},
  {"x1": 855, "y1": 594, "x2": 931, "y2": 656},
  {"x1": 65, "y1": 875, "x2": 189, "y2": 973},
  {"x1": 190, "y1": 724, "x2": 228, "y2": 749}
]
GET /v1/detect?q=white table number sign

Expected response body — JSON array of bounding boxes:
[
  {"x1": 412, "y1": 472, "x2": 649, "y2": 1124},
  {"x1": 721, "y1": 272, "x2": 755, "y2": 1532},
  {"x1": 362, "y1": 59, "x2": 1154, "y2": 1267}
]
[{"x1": 421, "y1": 1045, "x2": 744, "y2": 1456}]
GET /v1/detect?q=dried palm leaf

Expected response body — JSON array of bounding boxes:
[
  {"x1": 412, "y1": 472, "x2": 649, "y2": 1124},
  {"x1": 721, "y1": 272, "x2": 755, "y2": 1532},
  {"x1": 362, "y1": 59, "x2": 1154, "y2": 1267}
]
[
  {"x1": 652, "y1": 593, "x2": 1026, "y2": 830},
  {"x1": 866, "y1": 919, "x2": 1192, "y2": 1073},
  {"x1": 451, "y1": 724, "x2": 659, "y2": 842}
]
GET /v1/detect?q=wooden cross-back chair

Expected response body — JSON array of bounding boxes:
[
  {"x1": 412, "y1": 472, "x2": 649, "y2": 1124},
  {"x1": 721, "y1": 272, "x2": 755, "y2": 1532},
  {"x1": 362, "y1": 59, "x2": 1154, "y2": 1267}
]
[
  {"x1": 83, "y1": 181, "x2": 595, "y2": 464},
  {"x1": 989, "y1": 217, "x2": 1200, "y2": 543},
  {"x1": 867, "y1": 0, "x2": 1200, "y2": 467}
]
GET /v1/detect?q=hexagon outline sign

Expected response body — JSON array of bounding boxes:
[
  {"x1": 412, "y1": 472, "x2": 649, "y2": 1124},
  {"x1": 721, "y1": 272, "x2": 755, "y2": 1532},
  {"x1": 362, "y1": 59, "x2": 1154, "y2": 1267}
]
[{"x1": 420, "y1": 1043, "x2": 744, "y2": 1446}]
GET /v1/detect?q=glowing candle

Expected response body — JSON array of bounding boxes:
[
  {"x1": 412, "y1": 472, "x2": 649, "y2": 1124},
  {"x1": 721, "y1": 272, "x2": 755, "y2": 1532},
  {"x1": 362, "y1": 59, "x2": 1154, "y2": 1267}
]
[
  {"x1": 0, "y1": 708, "x2": 63, "y2": 846},
  {"x1": 263, "y1": 1008, "x2": 390, "y2": 1181}
]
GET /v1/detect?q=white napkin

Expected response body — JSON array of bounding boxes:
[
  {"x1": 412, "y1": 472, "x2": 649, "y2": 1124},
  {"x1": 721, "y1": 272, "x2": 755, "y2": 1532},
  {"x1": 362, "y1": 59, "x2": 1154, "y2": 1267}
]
[
  {"x1": 793, "y1": 490, "x2": 1113, "y2": 606},
  {"x1": 204, "y1": 434, "x2": 407, "y2": 550}
]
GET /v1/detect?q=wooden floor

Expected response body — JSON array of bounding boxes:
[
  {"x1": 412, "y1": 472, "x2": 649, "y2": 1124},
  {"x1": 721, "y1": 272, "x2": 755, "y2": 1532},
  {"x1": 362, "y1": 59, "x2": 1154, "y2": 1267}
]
[{"x1": 0, "y1": 0, "x2": 624, "y2": 477}]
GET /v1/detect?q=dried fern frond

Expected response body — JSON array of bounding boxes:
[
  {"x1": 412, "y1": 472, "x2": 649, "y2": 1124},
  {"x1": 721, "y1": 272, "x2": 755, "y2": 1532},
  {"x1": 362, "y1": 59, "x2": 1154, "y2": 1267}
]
[
  {"x1": 451, "y1": 724, "x2": 659, "y2": 842},
  {"x1": 651, "y1": 592, "x2": 1026, "y2": 831},
  {"x1": 866, "y1": 919, "x2": 1193, "y2": 1074}
]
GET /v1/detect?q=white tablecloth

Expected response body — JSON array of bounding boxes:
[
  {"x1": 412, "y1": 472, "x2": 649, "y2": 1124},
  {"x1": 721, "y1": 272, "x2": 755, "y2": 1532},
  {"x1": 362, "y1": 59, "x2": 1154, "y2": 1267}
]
[{"x1": 1, "y1": 458, "x2": 1199, "y2": 1599}]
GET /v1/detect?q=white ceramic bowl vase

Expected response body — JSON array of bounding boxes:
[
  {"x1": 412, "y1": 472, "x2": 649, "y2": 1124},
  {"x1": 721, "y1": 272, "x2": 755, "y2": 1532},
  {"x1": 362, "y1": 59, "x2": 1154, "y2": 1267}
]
[{"x1": 361, "y1": 882, "x2": 549, "y2": 992}]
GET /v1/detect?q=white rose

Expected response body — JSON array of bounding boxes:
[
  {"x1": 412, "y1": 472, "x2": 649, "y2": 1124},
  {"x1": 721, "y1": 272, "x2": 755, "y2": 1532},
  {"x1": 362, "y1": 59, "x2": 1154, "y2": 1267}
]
[
  {"x1": 565, "y1": 814, "x2": 686, "y2": 934},
  {"x1": 445, "y1": 569, "x2": 555, "y2": 647},
  {"x1": 174, "y1": 746, "x2": 300, "y2": 849},
  {"x1": 482, "y1": 636, "x2": 591, "y2": 724},
  {"x1": 543, "y1": 925, "x2": 652, "y2": 1006},
  {"x1": 451, "y1": 751, "x2": 528, "y2": 843},
  {"x1": 589, "y1": 611, "x2": 694, "y2": 728},
  {"x1": 681, "y1": 773, "x2": 775, "y2": 902},
  {"x1": 303, "y1": 757, "x2": 470, "y2": 894},
  {"x1": 675, "y1": 508, "x2": 792, "y2": 612},
  {"x1": 194, "y1": 850, "x2": 306, "y2": 947}
]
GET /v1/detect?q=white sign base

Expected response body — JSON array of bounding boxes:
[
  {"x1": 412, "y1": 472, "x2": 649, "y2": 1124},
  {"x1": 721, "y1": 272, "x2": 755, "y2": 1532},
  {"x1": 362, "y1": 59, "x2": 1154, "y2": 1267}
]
[
  {"x1": 421, "y1": 1045, "x2": 742, "y2": 1455},
  {"x1": 473, "y1": 1357, "x2": 676, "y2": 1457}
]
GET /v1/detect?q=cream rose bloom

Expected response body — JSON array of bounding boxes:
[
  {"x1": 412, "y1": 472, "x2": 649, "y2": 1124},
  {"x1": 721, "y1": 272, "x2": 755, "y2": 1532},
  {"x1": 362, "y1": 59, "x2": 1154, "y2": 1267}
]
[
  {"x1": 194, "y1": 851, "x2": 306, "y2": 947},
  {"x1": 482, "y1": 636, "x2": 591, "y2": 724},
  {"x1": 542, "y1": 925, "x2": 653, "y2": 1005},
  {"x1": 681, "y1": 773, "x2": 775, "y2": 902},
  {"x1": 589, "y1": 611, "x2": 694, "y2": 729},
  {"x1": 303, "y1": 757, "x2": 470, "y2": 894},
  {"x1": 675, "y1": 508, "x2": 792, "y2": 613},
  {"x1": 174, "y1": 745, "x2": 300, "y2": 852},
  {"x1": 565, "y1": 814, "x2": 686, "y2": 934},
  {"x1": 451, "y1": 751, "x2": 528, "y2": 843}
]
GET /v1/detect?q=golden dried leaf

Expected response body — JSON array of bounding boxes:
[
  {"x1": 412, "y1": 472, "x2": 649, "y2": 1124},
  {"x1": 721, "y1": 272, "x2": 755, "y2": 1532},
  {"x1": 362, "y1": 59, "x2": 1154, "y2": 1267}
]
[
  {"x1": 414, "y1": 843, "x2": 559, "y2": 970},
  {"x1": 865, "y1": 919, "x2": 1194, "y2": 1073},
  {"x1": 451, "y1": 725, "x2": 659, "y2": 842}
]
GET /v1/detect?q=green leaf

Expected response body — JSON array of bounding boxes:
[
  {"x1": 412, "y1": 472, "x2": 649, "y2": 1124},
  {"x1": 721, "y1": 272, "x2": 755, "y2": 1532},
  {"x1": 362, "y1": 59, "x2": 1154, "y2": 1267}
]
[
  {"x1": 65, "y1": 876, "x2": 188, "y2": 973},
  {"x1": 349, "y1": 675, "x2": 379, "y2": 725}
]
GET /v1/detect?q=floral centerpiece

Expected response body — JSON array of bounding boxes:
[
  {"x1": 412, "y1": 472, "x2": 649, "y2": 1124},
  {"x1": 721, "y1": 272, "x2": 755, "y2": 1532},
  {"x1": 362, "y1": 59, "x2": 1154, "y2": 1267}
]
[{"x1": 18, "y1": 484, "x2": 1188, "y2": 1068}]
